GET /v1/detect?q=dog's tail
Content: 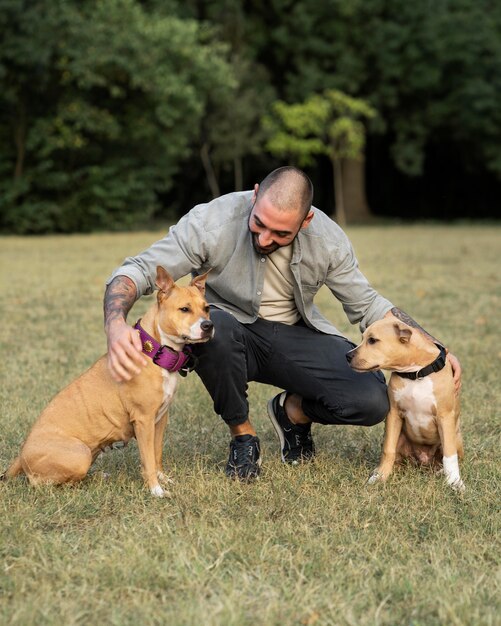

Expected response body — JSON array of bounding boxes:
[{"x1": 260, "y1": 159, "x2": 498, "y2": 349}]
[{"x1": 1, "y1": 456, "x2": 23, "y2": 480}]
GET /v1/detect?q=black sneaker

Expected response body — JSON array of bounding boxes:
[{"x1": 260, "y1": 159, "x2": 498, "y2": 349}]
[
  {"x1": 225, "y1": 434, "x2": 262, "y2": 480},
  {"x1": 267, "y1": 392, "x2": 315, "y2": 464}
]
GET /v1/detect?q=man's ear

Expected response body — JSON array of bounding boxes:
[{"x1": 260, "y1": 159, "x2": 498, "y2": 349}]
[
  {"x1": 252, "y1": 183, "x2": 259, "y2": 203},
  {"x1": 300, "y1": 210, "x2": 314, "y2": 230},
  {"x1": 155, "y1": 266, "x2": 175, "y2": 296},
  {"x1": 190, "y1": 270, "x2": 211, "y2": 295},
  {"x1": 394, "y1": 322, "x2": 412, "y2": 343}
]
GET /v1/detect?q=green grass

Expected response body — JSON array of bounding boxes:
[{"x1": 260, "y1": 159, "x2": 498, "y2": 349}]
[{"x1": 1, "y1": 225, "x2": 500, "y2": 626}]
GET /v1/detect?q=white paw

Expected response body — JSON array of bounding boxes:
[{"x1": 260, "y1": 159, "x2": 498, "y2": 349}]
[
  {"x1": 367, "y1": 470, "x2": 382, "y2": 485},
  {"x1": 448, "y1": 478, "x2": 465, "y2": 492},
  {"x1": 150, "y1": 484, "x2": 166, "y2": 498}
]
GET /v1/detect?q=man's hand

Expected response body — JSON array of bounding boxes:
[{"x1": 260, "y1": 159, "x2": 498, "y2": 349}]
[
  {"x1": 106, "y1": 319, "x2": 147, "y2": 382},
  {"x1": 104, "y1": 275, "x2": 146, "y2": 382},
  {"x1": 447, "y1": 352, "x2": 462, "y2": 395}
]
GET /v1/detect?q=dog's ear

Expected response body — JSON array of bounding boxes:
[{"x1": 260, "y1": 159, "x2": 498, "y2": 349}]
[
  {"x1": 190, "y1": 270, "x2": 211, "y2": 296},
  {"x1": 155, "y1": 266, "x2": 175, "y2": 296},
  {"x1": 394, "y1": 322, "x2": 412, "y2": 343}
]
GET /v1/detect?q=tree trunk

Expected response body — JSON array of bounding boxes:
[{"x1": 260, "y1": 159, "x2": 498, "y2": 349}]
[
  {"x1": 332, "y1": 156, "x2": 346, "y2": 227},
  {"x1": 200, "y1": 143, "x2": 220, "y2": 198},
  {"x1": 342, "y1": 157, "x2": 372, "y2": 222}
]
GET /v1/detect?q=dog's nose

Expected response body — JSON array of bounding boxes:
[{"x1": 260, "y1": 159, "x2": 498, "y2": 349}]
[
  {"x1": 346, "y1": 351, "x2": 353, "y2": 363},
  {"x1": 201, "y1": 320, "x2": 213, "y2": 332}
]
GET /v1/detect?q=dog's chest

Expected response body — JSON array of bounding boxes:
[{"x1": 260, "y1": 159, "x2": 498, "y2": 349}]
[
  {"x1": 393, "y1": 377, "x2": 437, "y2": 437},
  {"x1": 155, "y1": 370, "x2": 179, "y2": 423}
]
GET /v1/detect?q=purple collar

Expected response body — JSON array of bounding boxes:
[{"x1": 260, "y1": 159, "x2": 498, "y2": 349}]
[{"x1": 134, "y1": 319, "x2": 196, "y2": 375}]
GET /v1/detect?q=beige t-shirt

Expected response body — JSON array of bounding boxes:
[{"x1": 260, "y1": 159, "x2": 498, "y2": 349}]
[{"x1": 258, "y1": 245, "x2": 301, "y2": 325}]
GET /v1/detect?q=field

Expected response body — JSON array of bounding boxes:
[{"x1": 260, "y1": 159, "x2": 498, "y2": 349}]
[{"x1": 1, "y1": 224, "x2": 500, "y2": 625}]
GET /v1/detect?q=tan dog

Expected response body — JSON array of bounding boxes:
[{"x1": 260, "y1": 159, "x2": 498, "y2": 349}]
[
  {"x1": 3, "y1": 267, "x2": 213, "y2": 497},
  {"x1": 346, "y1": 318, "x2": 464, "y2": 491}
]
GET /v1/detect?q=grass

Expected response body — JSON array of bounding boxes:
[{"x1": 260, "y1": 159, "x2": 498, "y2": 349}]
[{"x1": 1, "y1": 224, "x2": 500, "y2": 626}]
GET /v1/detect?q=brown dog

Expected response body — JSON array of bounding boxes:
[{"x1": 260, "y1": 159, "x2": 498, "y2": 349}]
[
  {"x1": 3, "y1": 267, "x2": 214, "y2": 497},
  {"x1": 346, "y1": 318, "x2": 464, "y2": 491}
]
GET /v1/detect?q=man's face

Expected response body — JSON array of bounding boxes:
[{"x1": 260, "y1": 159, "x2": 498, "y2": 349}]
[{"x1": 248, "y1": 192, "x2": 313, "y2": 256}]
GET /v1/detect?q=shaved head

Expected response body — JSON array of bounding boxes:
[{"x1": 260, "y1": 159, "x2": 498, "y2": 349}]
[{"x1": 256, "y1": 166, "x2": 313, "y2": 218}]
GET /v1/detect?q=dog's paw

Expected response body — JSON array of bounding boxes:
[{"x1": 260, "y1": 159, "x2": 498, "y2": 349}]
[
  {"x1": 157, "y1": 471, "x2": 175, "y2": 485},
  {"x1": 367, "y1": 470, "x2": 383, "y2": 485},
  {"x1": 448, "y1": 477, "x2": 466, "y2": 493},
  {"x1": 150, "y1": 484, "x2": 170, "y2": 498}
]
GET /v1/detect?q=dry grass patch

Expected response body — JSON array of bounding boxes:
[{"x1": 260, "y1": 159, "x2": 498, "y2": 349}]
[{"x1": 1, "y1": 225, "x2": 500, "y2": 625}]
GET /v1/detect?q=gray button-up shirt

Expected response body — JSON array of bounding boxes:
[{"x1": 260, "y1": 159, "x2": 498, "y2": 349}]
[{"x1": 107, "y1": 190, "x2": 393, "y2": 337}]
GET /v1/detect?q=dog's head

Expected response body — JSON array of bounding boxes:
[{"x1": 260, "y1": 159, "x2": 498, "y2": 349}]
[
  {"x1": 155, "y1": 266, "x2": 214, "y2": 345},
  {"x1": 346, "y1": 318, "x2": 425, "y2": 373}
]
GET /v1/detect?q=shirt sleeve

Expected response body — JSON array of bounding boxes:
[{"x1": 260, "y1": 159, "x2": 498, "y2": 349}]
[
  {"x1": 105, "y1": 205, "x2": 209, "y2": 296},
  {"x1": 325, "y1": 232, "x2": 393, "y2": 332}
]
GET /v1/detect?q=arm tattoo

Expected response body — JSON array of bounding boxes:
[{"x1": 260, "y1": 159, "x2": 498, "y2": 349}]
[
  {"x1": 390, "y1": 307, "x2": 444, "y2": 348},
  {"x1": 104, "y1": 276, "x2": 138, "y2": 329}
]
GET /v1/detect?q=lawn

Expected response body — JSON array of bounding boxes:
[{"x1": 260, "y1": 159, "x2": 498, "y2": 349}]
[{"x1": 1, "y1": 224, "x2": 500, "y2": 626}]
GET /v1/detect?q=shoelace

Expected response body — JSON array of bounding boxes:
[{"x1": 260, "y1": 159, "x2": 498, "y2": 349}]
[{"x1": 231, "y1": 439, "x2": 257, "y2": 464}]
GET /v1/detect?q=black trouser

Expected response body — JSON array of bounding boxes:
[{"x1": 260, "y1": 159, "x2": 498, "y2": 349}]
[{"x1": 193, "y1": 309, "x2": 389, "y2": 427}]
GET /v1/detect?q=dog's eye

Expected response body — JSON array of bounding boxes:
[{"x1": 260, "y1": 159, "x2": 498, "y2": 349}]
[
  {"x1": 205, "y1": 306, "x2": 210, "y2": 313},
  {"x1": 179, "y1": 307, "x2": 190, "y2": 313},
  {"x1": 367, "y1": 337, "x2": 378, "y2": 345}
]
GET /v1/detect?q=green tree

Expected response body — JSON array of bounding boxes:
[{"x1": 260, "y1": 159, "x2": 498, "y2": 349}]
[
  {"x1": 168, "y1": 0, "x2": 276, "y2": 197},
  {"x1": 0, "y1": 0, "x2": 234, "y2": 233},
  {"x1": 265, "y1": 90, "x2": 376, "y2": 226},
  {"x1": 245, "y1": 0, "x2": 501, "y2": 178}
]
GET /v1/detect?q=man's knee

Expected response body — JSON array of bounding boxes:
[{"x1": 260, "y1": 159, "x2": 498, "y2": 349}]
[{"x1": 304, "y1": 373, "x2": 389, "y2": 426}]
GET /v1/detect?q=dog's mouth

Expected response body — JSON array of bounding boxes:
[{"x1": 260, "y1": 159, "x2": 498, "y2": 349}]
[
  {"x1": 181, "y1": 332, "x2": 214, "y2": 343},
  {"x1": 181, "y1": 320, "x2": 214, "y2": 344},
  {"x1": 350, "y1": 364, "x2": 381, "y2": 372}
]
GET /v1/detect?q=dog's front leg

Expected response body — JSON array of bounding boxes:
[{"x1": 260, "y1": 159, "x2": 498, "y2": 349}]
[
  {"x1": 368, "y1": 404, "x2": 403, "y2": 484},
  {"x1": 438, "y1": 413, "x2": 465, "y2": 492},
  {"x1": 133, "y1": 419, "x2": 167, "y2": 497},
  {"x1": 154, "y1": 411, "x2": 173, "y2": 487}
]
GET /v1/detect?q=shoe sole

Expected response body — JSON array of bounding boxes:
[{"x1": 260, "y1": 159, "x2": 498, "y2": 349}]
[{"x1": 267, "y1": 397, "x2": 287, "y2": 463}]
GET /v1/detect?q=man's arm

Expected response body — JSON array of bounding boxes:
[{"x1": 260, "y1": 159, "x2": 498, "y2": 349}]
[
  {"x1": 385, "y1": 307, "x2": 462, "y2": 393},
  {"x1": 104, "y1": 276, "x2": 147, "y2": 382}
]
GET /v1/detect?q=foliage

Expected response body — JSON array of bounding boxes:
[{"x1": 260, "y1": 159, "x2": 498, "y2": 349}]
[
  {"x1": 170, "y1": 1, "x2": 277, "y2": 196},
  {"x1": 247, "y1": 0, "x2": 501, "y2": 180},
  {"x1": 0, "y1": 0, "x2": 235, "y2": 233},
  {"x1": 265, "y1": 90, "x2": 376, "y2": 166},
  {"x1": 264, "y1": 90, "x2": 376, "y2": 224},
  {"x1": 1, "y1": 0, "x2": 501, "y2": 232},
  {"x1": 199, "y1": 55, "x2": 275, "y2": 195}
]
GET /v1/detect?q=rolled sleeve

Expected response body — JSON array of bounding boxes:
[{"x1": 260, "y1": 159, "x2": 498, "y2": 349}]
[
  {"x1": 326, "y1": 236, "x2": 393, "y2": 332},
  {"x1": 105, "y1": 207, "x2": 210, "y2": 296}
]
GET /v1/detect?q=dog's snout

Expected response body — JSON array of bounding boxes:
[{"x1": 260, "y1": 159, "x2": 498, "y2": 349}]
[
  {"x1": 201, "y1": 320, "x2": 213, "y2": 332},
  {"x1": 346, "y1": 351, "x2": 354, "y2": 363}
]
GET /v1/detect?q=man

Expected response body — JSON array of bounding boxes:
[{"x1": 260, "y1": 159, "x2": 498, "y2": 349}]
[{"x1": 104, "y1": 166, "x2": 461, "y2": 480}]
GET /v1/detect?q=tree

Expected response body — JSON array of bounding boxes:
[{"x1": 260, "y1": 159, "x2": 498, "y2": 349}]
[
  {"x1": 198, "y1": 55, "x2": 275, "y2": 197},
  {"x1": 0, "y1": 0, "x2": 235, "y2": 233},
  {"x1": 237, "y1": 0, "x2": 501, "y2": 217},
  {"x1": 264, "y1": 90, "x2": 376, "y2": 226},
  {"x1": 171, "y1": 0, "x2": 276, "y2": 197}
]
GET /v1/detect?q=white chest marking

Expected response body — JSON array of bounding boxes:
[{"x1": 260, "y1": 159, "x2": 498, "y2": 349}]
[
  {"x1": 155, "y1": 369, "x2": 179, "y2": 424},
  {"x1": 393, "y1": 377, "x2": 437, "y2": 437}
]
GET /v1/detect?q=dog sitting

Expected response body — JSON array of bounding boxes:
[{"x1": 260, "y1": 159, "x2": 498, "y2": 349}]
[
  {"x1": 3, "y1": 267, "x2": 214, "y2": 497},
  {"x1": 346, "y1": 318, "x2": 464, "y2": 491}
]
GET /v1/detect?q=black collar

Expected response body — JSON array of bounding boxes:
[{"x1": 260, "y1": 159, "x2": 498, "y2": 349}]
[{"x1": 395, "y1": 344, "x2": 447, "y2": 380}]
